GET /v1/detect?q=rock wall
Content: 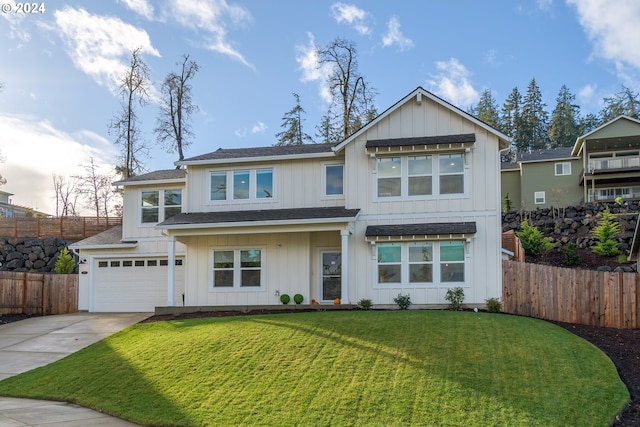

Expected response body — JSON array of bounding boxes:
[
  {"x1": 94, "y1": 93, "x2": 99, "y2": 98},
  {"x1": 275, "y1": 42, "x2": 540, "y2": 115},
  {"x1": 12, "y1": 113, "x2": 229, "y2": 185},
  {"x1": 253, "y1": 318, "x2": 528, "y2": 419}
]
[
  {"x1": 502, "y1": 201, "x2": 639, "y2": 252},
  {"x1": 0, "y1": 237, "x2": 78, "y2": 273}
]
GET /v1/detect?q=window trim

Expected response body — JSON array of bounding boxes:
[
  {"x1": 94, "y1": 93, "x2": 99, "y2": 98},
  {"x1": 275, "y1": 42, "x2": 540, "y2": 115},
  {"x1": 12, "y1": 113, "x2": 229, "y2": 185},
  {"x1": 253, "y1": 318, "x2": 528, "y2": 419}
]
[
  {"x1": 322, "y1": 162, "x2": 345, "y2": 198},
  {"x1": 374, "y1": 240, "x2": 468, "y2": 287},
  {"x1": 209, "y1": 247, "x2": 266, "y2": 291},
  {"x1": 534, "y1": 191, "x2": 546, "y2": 205},
  {"x1": 374, "y1": 153, "x2": 467, "y2": 200},
  {"x1": 554, "y1": 162, "x2": 571, "y2": 176},
  {"x1": 208, "y1": 168, "x2": 275, "y2": 204},
  {"x1": 139, "y1": 188, "x2": 182, "y2": 226}
]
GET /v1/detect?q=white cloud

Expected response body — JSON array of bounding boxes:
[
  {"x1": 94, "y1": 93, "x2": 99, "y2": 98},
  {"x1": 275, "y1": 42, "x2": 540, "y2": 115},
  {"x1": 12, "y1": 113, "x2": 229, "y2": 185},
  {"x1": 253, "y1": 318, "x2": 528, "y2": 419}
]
[
  {"x1": 165, "y1": 0, "x2": 254, "y2": 69},
  {"x1": 251, "y1": 121, "x2": 267, "y2": 134},
  {"x1": 1, "y1": 2, "x2": 31, "y2": 45},
  {"x1": 330, "y1": 3, "x2": 371, "y2": 35},
  {"x1": 118, "y1": 0, "x2": 154, "y2": 20},
  {"x1": 0, "y1": 114, "x2": 118, "y2": 215},
  {"x1": 567, "y1": 0, "x2": 640, "y2": 84},
  {"x1": 54, "y1": 7, "x2": 160, "y2": 93},
  {"x1": 295, "y1": 33, "x2": 333, "y2": 103},
  {"x1": 381, "y1": 17, "x2": 413, "y2": 51},
  {"x1": 426, "y1": 58, "x2": 479, "y2": 108}
]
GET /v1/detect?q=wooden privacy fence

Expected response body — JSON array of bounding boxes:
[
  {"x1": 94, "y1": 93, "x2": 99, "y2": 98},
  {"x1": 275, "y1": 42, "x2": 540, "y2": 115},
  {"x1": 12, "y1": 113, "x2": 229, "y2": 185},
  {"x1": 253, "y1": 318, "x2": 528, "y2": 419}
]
[
  {"x1": 0, "y1": 271, "x2": 78, "y2": 315},
  {"x1": 0, "y1": 216, "x2": 121, "y2": 241},
  {"x1": 502, "y1": 260, "x2": 640, "y2": 329}
]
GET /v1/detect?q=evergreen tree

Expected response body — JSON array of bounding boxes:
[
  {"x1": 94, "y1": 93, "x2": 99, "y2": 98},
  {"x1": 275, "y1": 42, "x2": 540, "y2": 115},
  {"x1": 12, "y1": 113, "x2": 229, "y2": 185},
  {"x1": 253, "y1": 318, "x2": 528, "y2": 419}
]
[
  {"x1": 471, "y1": 89, "x2": 501, "y2": 129},
  {"x1": 600, "y1": 85, "x2": 640, "y2": 122},
  {"x1": 578, "y1": 112, "x2": 600, "y2": 135},
  {"x1": 54, "y1": 247, "x2": 76, "y2": 274},
  {"x1": 316, "y1": 108, "x2": 341, "y2": 144},
  {"x1": 520, "y1": 78, "x2": 549, "y2": 151},
  {"x1": 501, "y1": 87, "x2": 523, "y2": 153},
  {"x1": 275, "y1": 93, "x2": 313, "y2": 146},
  {"x1": 548, "y1": 85, "x2": 581, "y2": 148}
]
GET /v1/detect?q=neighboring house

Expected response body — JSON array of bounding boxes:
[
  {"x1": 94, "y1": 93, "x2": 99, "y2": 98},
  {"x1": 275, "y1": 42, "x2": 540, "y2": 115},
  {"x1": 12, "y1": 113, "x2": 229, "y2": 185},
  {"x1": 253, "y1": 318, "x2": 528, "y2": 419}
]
[
  {"x1": 0, "y1": 190, "x2": 49, "y2": 217},
  {"x1": 71, "y1": 87, "x2": 510, "y2": 312},
  {"x1": 501, "y1": 148, "x2": 582, "y2": 209},
  {"x1": 501, "y1": 115, "x2": 640, "y2": 209}
]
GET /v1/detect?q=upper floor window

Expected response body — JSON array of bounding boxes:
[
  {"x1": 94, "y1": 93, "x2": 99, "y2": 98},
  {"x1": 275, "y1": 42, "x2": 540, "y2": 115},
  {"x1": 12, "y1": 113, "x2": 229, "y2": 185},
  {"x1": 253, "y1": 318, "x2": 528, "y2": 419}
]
[
  {"x1": 210, "y1": 169, "x2": 273, "y2": 202},
  {"x1": 324, "y1": 164, "x2": 344, "y2": 196},
  {"x1": 377, "y1": 153, "x2": 464, "y2": 198},
  {"x1": 555, "y1": 162, "x2": 571, "y2": 176},
  {"x1": 141, "y1": 189, "x2": 182, "y2": 224}
]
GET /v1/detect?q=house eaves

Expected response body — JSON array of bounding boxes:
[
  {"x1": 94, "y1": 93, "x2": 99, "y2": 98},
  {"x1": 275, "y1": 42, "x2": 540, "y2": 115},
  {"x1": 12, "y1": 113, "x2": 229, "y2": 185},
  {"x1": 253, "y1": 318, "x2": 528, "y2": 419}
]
[
  {"x1": 176, "y1": 151, "x2": 336, "y2": 166},
  {"x1": 113, "y1": 169, "x2": 187, "y2": 187},
  {"x1": 333, "y1": 87, "x2": 511, "y2": 153},
  {"x1": 571, "y1": 115, "x2": 640, "y2": 156}
]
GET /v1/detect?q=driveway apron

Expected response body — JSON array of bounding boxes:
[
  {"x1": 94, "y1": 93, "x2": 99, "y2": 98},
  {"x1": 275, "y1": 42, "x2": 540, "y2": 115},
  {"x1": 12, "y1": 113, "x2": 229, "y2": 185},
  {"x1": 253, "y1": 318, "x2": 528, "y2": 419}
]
[{"x1": 0, "y1": 312, "x2": 150, "y2": 426}]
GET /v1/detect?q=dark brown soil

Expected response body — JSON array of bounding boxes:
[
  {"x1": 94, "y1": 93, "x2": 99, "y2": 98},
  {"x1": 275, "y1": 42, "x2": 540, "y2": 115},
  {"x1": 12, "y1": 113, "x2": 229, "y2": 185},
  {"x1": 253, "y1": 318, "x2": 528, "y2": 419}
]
[{"x1": 526, "y1": 246, "x2": 633, "y2": 271}]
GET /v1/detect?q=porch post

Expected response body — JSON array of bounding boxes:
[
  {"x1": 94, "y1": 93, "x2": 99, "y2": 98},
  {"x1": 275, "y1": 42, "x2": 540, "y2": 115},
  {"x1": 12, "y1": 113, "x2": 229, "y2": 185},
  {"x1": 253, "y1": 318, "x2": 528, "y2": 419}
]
[
  {"x1": 167, "y1": 236, "x2": 176, "y2": 306},
  {"x1": 340, "y1": 229, "x2": 350, "y2": 304}
]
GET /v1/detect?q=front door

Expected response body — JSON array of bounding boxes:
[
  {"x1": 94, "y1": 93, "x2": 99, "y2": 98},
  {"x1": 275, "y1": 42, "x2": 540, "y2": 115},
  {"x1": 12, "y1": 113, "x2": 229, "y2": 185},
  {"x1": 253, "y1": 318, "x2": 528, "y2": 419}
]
[{"x1": 321, "y1": 251, "x2": 341, "y2": 301}]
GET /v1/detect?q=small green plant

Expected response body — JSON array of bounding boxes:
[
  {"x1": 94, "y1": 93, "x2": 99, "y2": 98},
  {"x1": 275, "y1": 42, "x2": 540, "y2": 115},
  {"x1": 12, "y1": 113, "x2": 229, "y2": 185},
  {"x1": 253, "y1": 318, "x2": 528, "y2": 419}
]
[
  {"x1": 502, "y1": 193, "x2": 512, "y2": 212},
  {"x1": 562, "y1": 243, "x2": 581, "y2": 266},
  {"x1": 591, "y1": 208, "x2": 621, "y2": 257},
  {"x1": 54, "y1": 247, "x2": 75, "y2": 274},
  {"x1": 516, "y1": 220, "x2": 555, "y2": 256},
  {"x1": 445, "y1": 287, "x2": 465, "y2": 311},
  {"x1": 617, "y1": 254, "x2": 629, "y2": 264},
  {"x1": 393, "y1": 293, "x2": 411, "y2": 310},
  {"x1": 293, "y1": 294, "x2": 304, "y2": 304},
  {"x1": 357, "y1": 298, "x2": 373, "y2": 310},
  {"x1": 485, "y1": 297, "x2": 501, "y2": 313},
  {"x1": 280, "y1": 294, "x2": 290, "y2": 304}
]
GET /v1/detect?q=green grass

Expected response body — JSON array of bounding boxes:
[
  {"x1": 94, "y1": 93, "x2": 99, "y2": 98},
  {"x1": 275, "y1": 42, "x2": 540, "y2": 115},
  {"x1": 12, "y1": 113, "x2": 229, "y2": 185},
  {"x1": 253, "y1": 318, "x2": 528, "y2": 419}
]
[{"x1": 0, "y1": 311, "x2": 629, "y2": 426}]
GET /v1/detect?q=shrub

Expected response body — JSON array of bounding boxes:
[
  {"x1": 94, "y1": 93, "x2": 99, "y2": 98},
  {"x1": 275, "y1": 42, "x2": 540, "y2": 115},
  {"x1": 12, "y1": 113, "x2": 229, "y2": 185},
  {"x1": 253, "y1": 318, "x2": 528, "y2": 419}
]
[
  {"x1": 280, "y1": 294, "x2": 290, "y2": 304},
  {"x1": 393, "y1": 293, "x2": 411, "y2": 310},
  {"x1": 562, "y1": 243, "x2": 581, "y2": 266},
  {"x1": 591, "y1": 208, "x2": 621, "y2": 257},
  {"x1": 502, "y1": 193, "x2": 512, "y2": 212},
  {"x1": 485, "y1": 297, "x2": 501, "y2": 313},
  {"x1": 617, "y1": 254, "x2": 629, "y2": 264},
  {"x1": 516, "y1": 221, "x2": 555, "y2": 256},
  {"x1": 357, "y1": 298, "x2": 373, "y2": 310},
  {"x1": 445, "y1": 287, "x2": 465, "y2": 311},
  {"x1": 293, "y1": 294, "x2": 304, "y2": 304},
  {"x1": 54, "y1": 247, "x2": 75, "y2": 274}
]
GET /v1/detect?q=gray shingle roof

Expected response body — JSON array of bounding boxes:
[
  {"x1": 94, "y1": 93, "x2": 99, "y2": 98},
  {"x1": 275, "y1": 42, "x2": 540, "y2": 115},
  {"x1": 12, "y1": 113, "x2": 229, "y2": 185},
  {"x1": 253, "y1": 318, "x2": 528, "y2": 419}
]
[
  {"x1": 69, "y1": 225, "x2": 136, "y2": 248},
  {"x1": 365, "y1": 133, "x2": 476, "y2": 149},
  {"x1": 516, "y1": 147, "x2": 575, "y2": 162},
  {"x1": 158, "y1": 207, "x2": 360, "y2": 227},
  {"x1": 113, "y1": 169, "x2": 186, "y2": 185},
  {"x1": 365, "y1": 222, "x2": 477, "y2": 237},
  {"x1": 181, "y1": 143, "x2": 336, "y2": 163}
]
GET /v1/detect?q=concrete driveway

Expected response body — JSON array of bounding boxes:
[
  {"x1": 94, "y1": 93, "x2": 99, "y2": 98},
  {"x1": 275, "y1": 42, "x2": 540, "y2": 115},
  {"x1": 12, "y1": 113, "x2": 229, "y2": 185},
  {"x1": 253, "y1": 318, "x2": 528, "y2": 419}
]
[{"x1": 0, "y1": 312, "x2": 150, "y2": 426}]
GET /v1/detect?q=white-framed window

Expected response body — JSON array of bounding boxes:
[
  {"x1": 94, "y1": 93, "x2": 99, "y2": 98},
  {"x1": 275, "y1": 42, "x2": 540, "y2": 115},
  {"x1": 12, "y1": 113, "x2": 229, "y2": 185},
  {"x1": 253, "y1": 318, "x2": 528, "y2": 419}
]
[
  {"x1": 141, "y1": 189, "x2": 182, "y2": 224},
  {"x1": 555, "y1": 162, "x2": 571, "y2": 176},
  {"x1": 534, "y1": 191, "x2": 545, "y2": 204},
  {"x1": 209, "y1": 169, "x2": 274, "y2": 202},
  {"x1": 324, "y1": 164, "x2": 344, "y2": 196},
  {"x1": 376, "y1": 240, "x2": 465, "y2": 285},
  {"x1": 212, "y1": 248, "x2": 264, "y2": 289},
  {"x1": 376, "y1": 153, "x2": 465, "y2": 198}
]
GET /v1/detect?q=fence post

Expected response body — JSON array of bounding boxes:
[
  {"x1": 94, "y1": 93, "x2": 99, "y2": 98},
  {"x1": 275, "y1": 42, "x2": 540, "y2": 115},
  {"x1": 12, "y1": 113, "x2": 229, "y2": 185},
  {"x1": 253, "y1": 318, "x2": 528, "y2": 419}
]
[{"x1": 21, "y1": 272, "x2": 28, "y2": 314}]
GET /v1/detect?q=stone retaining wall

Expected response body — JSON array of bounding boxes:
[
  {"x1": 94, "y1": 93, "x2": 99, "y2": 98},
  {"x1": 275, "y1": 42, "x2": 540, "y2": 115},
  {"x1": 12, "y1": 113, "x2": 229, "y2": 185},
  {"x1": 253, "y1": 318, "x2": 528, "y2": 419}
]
[{"x1": 0, "y1": 237, "x2": 77, "y2": 273}]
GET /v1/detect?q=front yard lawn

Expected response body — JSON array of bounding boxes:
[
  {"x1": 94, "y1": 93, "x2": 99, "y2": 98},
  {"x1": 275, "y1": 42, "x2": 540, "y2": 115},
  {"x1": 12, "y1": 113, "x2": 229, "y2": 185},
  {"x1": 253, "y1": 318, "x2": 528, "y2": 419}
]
[{"x1": 0, "y1": 311, "x2": 628, "y2": 426}]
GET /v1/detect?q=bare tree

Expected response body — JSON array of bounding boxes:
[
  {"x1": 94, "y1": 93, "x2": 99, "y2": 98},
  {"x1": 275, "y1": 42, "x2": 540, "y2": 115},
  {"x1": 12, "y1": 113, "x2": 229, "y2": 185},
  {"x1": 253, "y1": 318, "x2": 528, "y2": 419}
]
[
  {"x1": 75, "y1": 157, "x2": 121, "y2": 219},
  {"x1": 316, "y1": 37, "x2": 377, "y2": 141},
  {"x1": 0, "y1": 150, "x2": 7, "y2": 187},
  {"x1": 155, "y1": 54, "x2": 199, "y2": 164},
  {"x1": 109, "y1": 47, "x2": 151, "y2": 178},
  {"x1": 52, "y1": 174, "x2": 79, "y2": 217}
]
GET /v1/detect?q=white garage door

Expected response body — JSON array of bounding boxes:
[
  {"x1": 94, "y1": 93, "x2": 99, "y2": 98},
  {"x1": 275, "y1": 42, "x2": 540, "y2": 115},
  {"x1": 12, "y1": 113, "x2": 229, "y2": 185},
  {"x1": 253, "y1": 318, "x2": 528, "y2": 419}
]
[{"x1": 92, "y1": 257, "x2": 185, "y2": 312}]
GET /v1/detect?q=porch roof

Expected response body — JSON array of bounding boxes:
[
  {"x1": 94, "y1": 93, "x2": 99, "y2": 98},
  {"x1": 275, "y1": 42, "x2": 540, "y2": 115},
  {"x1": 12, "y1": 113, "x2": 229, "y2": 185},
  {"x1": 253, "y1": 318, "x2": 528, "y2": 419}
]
[
  {"x1": 365, "y1": 222, "x2": 477, "y2": 241},
  {"x1": 365, "y1": 133, "x2": 476, "y2": 149},
  {"x1": 157, "y1": 207, "x2": 360, "y2": 234}
]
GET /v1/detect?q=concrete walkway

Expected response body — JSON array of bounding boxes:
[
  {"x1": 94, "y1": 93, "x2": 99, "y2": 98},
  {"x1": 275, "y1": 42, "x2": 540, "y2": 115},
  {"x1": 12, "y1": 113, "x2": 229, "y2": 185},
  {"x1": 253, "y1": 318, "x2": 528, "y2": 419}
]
[{"x1": 0, "y1": 312, "x2": 150, "y2": 426}]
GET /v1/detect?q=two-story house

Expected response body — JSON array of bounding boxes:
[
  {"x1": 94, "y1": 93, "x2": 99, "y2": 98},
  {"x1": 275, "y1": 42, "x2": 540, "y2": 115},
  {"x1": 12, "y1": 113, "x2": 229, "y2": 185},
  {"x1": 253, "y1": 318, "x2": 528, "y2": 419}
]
[
  {"x1": 71, "y1": 87, "x2": 510, "y2": 312},
  {"x1": 501, "y1": 115, "x2": 640, "y2": 209}
]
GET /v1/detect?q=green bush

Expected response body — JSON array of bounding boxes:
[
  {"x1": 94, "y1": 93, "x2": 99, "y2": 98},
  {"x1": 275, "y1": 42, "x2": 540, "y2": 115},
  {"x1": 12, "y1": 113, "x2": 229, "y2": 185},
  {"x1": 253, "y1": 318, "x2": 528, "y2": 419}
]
[
  {"x1": 357, "y1": 298, "x2": 373, "y2": 310},
  {"x1": 502, "y1": 193, "x2": 512, "y2": 212},
  {"x1": 445, "y1": 287, "x2": 465, "y2": 311},
  {"x1": 516, "y1": 220, "x2": 555, "y2": 256},
  {"x1": 293, "y1": 294, "x2": 304, "y2": 304},
  {"x1": 562, "y1": 243, "x2": 581, "y2": 266},
  {"x1": 280, "y1": 294, "x2": 290, "y2": 304},
  {"x1": 393, "y1": 294, "x2": 411, "y2": 310},
  {"x1": 54, "y1": 247, "x2": 75, "y2": 274},
  {"x1": 591, "y1": 208, "x2": 621, "y2": 257},
  {"x1": 485, "y1": 297, "x2": 501, "y2": 313}
]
